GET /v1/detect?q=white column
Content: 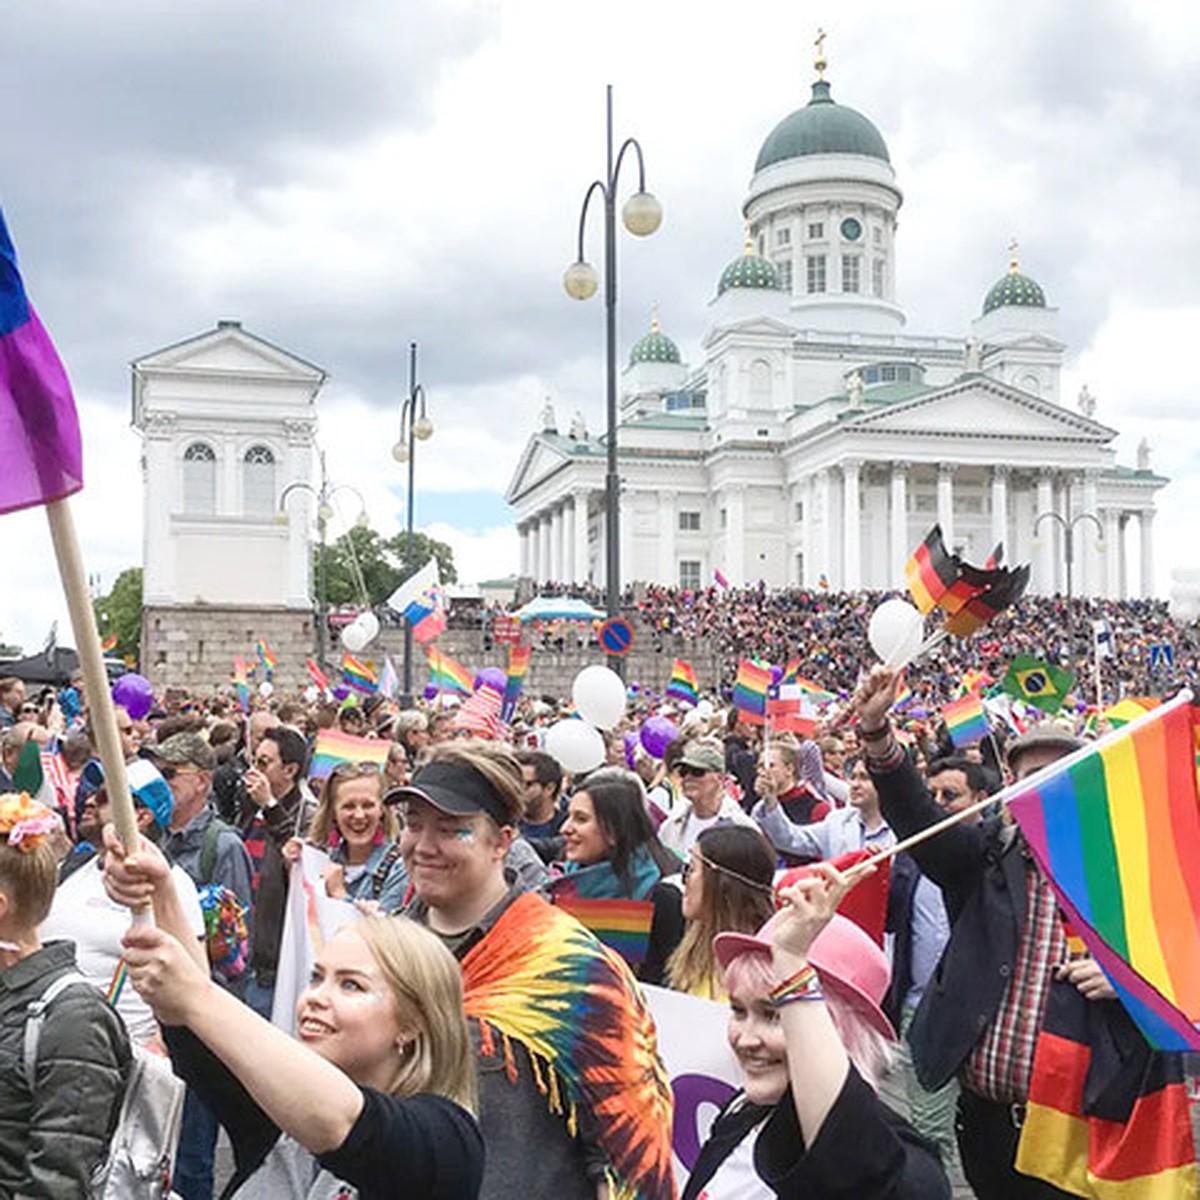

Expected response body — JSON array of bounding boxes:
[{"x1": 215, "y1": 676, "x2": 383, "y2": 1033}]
[
  {"x1": 548, "y1": 505, "x2": 562, "y2": 583},
  {"x1": 803, "y1": 474, "x2": 818, "y2": 587},
  {"x1": 539, "y1": 514, "x2": 552, "y2": 584},
  {"x1": 1139, "y1": 511, "x2": 1155, "y2": 597},
  {"x1": 936, "y1": 464, "x2": 955, "y2": 548},
  {"x1": 562, "y1": 501, "x2": 575, "y2": 585},
  {"x1": 619, "y1": 491, "x2": 634, "y2": 587},
  {"x1": 1103, "y1": 508, "x2": 1121, "y2": 599},
  {"x1": 842, "y1": 460, "x2": 862, "y2": 590},
  {"x1": 573, "y1": 491, "x2": 590, "y2": 584},
  {"x1": 889, "y1": 462, "x2": 908, "y2": 580},
  {"x1": 1119, "y1": 514, "x2": 1129, "y2": 600},
  {"x1": 990, "y1": 466, "x2": 1009, "y2": 555},
  {"x1": 819, "y1": 470, "x2": 835, "y2": 587},
  {"x1": 1081, "y1": 471, "x2": 1099, "y2": 596},
  {"x1": 726, "y1": 486, "x2": 746, "y2": 585},
  {"x1": 1035, "y1": 472, "x2": 1055, "y2": 594},
  {"x1": 658, "y1": 491, "x2": 677, "y2": 583}
]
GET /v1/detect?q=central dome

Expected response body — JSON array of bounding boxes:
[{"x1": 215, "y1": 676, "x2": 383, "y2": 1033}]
[{"x1": 755, "y1": 80, "x2": 890, "y2": 172}]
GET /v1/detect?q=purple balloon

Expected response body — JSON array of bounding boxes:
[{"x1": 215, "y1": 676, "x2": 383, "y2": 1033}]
[
  {"x1": 422, "y1": 684, "x2": 439, "y2": 701},
  {"x1": 332, "y1": 685, "x2": 351, "y2": 702},
  {"x1": 111, "y1": 673, "x2": 154, "y2": 721},
  {"x1": 640, "y1": 715, "x2": 679, "y2": 760},
  {"x1": 622, "y1": 731, "x2": 639, "y2": 769},
  {"x1": 474, "y1": 667, "x2": 507, "y2": 694},
  {"x1": 770, "y1": 664, "x2": 784, "y2": 684}
]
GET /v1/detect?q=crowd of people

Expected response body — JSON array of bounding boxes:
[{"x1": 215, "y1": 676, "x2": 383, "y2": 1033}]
[{"x1": 0, "y1": 617, "x2": 1191, "y2": 1198}]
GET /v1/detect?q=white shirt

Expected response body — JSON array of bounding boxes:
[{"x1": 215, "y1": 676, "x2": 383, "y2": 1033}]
[
  {"x1": 42, "y1": 857, "x2": 205, "y2": 1046},
  {"x1": 658, "y1": 794, "x2": 758, "y2": 857}
]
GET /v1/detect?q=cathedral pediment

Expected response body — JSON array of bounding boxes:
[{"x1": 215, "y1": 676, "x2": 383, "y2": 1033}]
[
  {"x1": 505, "y1": 435, "x2": 576, "y2": 502},
  {"x1": 134, "y1": 323, "x2": 326, "y2": 382},
  {"x1": 702, "y1": 315, "x2": 797, "y2": 348},
  {"x1": 846, "y1": 378, "x2": 1116, "y2": 443}
]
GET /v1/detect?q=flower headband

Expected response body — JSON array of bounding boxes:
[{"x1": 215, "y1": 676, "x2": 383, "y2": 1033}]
[{"x1": 0, "y1": 794, "x2": 57, "y2": 853}]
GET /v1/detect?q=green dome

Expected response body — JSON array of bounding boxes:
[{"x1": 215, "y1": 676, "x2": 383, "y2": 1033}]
[
  {"x1": 629, "y1": 316, "x2": 681, "y2": 366},
  {"x1": 755, "y1": 80, "x2": 890, "y2": 172},
  {"x1": 983, "y1": 266, "x2": 1047, "y2": 315},
  {"x1": 718, "y1": 238, "x2": 781, "y2": 295}
]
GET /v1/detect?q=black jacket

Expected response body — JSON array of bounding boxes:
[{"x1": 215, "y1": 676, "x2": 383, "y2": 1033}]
[{"x1": 882, "y1": 850, "x2": 921, "y2": 1030}]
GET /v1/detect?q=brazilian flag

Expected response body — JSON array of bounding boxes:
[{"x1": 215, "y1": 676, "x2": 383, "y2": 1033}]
[{"x1": 1001, "y1": 654, "x2": 1075, "y2": 714}]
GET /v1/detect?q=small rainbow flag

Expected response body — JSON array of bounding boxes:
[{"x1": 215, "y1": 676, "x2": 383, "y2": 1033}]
[
  {"x1": 794, "y1": 677, "x2": 836, "y2": 705},
  {"x1": 305, "y1": 658, "x2": 329, "y2": 692},
  {"x1": 341, "y1": 654, "x2": 377, "y2": 694},
  {"x1": 781, "y1": 657, "x2": 802, "y2": 684},
  {"x1": 255, "y1": 639, "x2": 277, "y2": 677},
  {"x1": 1007, "y1": 694, "x2": 1200, "y2": 1050},
  {"x1": 666, "y1": 659, "x2": 698, "y2": 707},
  {"x1": 501, "y1": 645, "x2": 532, "y2": 722},
  {"x1": 1103, "y1": 697, "x2": 1159, "y2": 729},
  {"x1": 713, "y1": 568, "x2": 730, "y2": 588},
  {"x1": 959, "y1": 668, "x2": 994, "y2": 696},
  {"x1": 99, "y1": 632, "x2": 118, "y2": 653},
  {"x1": 231, "y1": 656, "x2": 252, "y2": 713},
  {"x1": 941, "y1": 693, "x2": 990, "y2": 748},
  {"x1": 551, "y1": 896, "x2": 655, "y2": 968},
  {"x1": 309, "y1": 729, "x2": 390, "y2": 779},
  {"x1": 427, "y1": 647, "x2": 472, "y2": 695},
  {"x1": 732, "y1": 659, "x2": 771, "y2": 723}
]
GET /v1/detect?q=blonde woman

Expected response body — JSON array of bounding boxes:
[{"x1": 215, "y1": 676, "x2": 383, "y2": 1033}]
[{"x1": 104, "y1": 827, "x2": 482, "y2": 1199}]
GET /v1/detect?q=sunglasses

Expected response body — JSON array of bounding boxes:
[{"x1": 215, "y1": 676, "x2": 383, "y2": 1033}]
[
  {"x1": 678, "y1": 764, "x2": 712, "y2": 779},
  {"x1": 19, "y1": 706, "x2": 39, "y2": 717}
]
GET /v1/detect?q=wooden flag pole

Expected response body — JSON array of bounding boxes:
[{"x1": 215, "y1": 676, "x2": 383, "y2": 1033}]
[{"x1": 45, "y1": 498, "x2": 141, "y2": 855}]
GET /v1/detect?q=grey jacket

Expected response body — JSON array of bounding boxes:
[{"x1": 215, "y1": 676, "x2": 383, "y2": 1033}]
[
  {"x1": 166, "y1": 801, "x2": 254, "y2": 906},
  {"x1": 0, "y1": 940, "x2": 131, "y2": 1197}
]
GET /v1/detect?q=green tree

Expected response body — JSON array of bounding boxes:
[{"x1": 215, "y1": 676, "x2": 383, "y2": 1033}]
[
  {"x1": 94, "y1": 567, "x2": 143, "y2": 659},
  {"x1": 319, "y1": 526, "x2": 456, "y2": 607}
]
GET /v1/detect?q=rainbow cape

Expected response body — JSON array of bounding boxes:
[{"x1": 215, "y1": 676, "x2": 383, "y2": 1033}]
[
  {"x1": 461, "y1": 892, "x2": 675, "y2": 1200},
  {"x1": 1006, "y1": 693, "x2": 1200, "y2": 1050},
  {"x1": 941, "y1": 693, "x2": 990, "y2": 748},
  {"x1": 309, "y1": 729, "x2": 390, "y2": 779},
  {"x1": 427, "y1": 646, "x2": 472, "y2": 695},
  {"x1": 665, "y1": 659, "x2": 698, "y2": 707}
]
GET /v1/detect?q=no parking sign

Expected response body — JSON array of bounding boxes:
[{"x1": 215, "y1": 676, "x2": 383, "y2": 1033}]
[{"x1": 598, "y1": 617, "x2": 634, "y2": 657}]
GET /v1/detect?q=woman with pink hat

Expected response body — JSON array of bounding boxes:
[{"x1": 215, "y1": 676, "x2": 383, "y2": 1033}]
[{"x1": 683, "y1": 863, "x2": 949, "y2": 1199}]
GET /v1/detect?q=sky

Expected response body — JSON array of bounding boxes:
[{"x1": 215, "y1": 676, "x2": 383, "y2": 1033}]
[{"x1": 4, "y1": 0, "x2": 1200, "y2": 652}]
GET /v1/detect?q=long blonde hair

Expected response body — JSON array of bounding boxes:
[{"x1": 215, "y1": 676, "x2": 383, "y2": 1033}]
[
  {"x1": 308, "y1": 766, "x2": 398, "y2": 849},
  {"x1": 355, "y1": 915, "x2": 477, "y2": 1113}
]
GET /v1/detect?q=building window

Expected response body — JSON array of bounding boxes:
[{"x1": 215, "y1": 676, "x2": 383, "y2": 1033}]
[
  {"x1": 182, "y1": 442, "x2": 216, "y2": 515},
  {"x1": 806, "y1": 254, "x2": 827, "y2": 294},
  {"x1": 807, "y1": 222, "x2": 824, "y2": 240},
  {"x1": 776, "y1": 228, "x2": 791, "y2": 247},
  {"x1": 679, "y1": 511, "x2": 701, "y2": 532},
  {"x1": 842, "y1": 255, "x2": 861, "y2": 294},
  {"x1": 243, "y1": 444, "x2": 276, "y2": 518},
  {"x1": 777, "y1": 259, "x2": 793, "y2": 291},
  {"x1": 720, "y1": 508, "x2": 728, "y2": 530},
  {"x1": 794, "y1": 499, "x2": 805, "y2": 522},
  {"x1": 872, "y1": 258, "x2": 886, "y2": 297},
  {"x1": 873, "y1": 225, "x2": 883, "y2": 246},
  {"x1": 679, "y1": 560, "x2": 701, "y2": 590}
]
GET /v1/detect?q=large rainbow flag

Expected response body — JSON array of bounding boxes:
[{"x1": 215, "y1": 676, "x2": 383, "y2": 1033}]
[
  {"x1": 1006, "y1": 692, "x2": 1200, "y2": 1050},
  {"x1": 427, "y1": 646, "x2": 472, "y2": 695}
]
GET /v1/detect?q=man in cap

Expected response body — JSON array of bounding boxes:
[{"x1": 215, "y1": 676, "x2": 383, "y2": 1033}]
[
  {"x1": 855, "y1": 667, "x2": 1116, "y2": 1200},
  {"x1": 398, "y1": 740, "x2": 675, "y2": 1200},
  {"x1": 657, "y1": 737, "x2": 757, "y2": 856}
]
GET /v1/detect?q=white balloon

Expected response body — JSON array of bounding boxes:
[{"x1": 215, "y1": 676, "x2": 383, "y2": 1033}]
[
  {"x1": 357, "y1": 611, "x2": 380, "y2": 646},
  {"x1": 694, "y1": 699, "x2": 715, "y2": 721},
  {"x1": 571, "y1": 665, "x2": 628, "y2": 730},
  {"x1": 341, "y1": 620, "x2": 368, "y2": 653},
  {"x1": 544, "y1": 719, "x2": 607, "y2": 774},
  {"x1": 1170, "y1": 568, "x2": 1200, "y2": 624},
  {"x1": 868, "y1": 598, "x2": 925, "y2": 666},
  {"x1": 257, "y1": 681, "x2": 274, "y2": 698}
]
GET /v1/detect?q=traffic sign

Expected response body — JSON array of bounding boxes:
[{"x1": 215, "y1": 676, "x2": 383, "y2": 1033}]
[{"x1": 598, "y1": 618, "x2": 634, "y2": 657}]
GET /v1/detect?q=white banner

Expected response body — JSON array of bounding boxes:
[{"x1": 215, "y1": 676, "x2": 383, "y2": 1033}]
[
  {"x1": 270, "y1": 844, "x2": 357, "y2": 1034},
  {"x1": 643, "y1": 985, "x2": 742, "y2": 1189}
]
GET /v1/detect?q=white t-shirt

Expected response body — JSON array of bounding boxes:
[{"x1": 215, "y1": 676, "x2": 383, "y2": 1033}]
[{"x1": 42, "y1": 857, "x2": 205, "y2": 1046}]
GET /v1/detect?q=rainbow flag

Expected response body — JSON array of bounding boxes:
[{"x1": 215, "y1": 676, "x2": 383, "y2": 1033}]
[
  {"x1": 941, "y1": 693, "x2": 990, "y2": 748},
  {"x1": 794, "y1": 676, "x2": 836, "y2": 705},
  {"x1": 231, "y1": 656, "x2": 252, "y2": 713},
  {"x1": 731, "y1": 659, "x2": 771, "y2": 723},
  {"x1": 959, "y1": 668, "x2": 993, "y2": 696},
  {"x1": 1103, "y1": 697, "x2": 1159, "y2": 729},
  {"x1": 99, "y1": 632, "x2": 118, "y2": 653},
  {"x1": 255, "y1": 639, "x2": 277, "y2": 677},
  {"x1": 550, "y1": 896, "x2": 655, "y2": 968},
  {"x1": 665, "y1": 659, "x2": 698, "y2": 707},
  {"x1": 501, "y1": 644, "x2": 532, "y2": 723},
  {"x1": 781, "y1": 657, "x2": 802, "y2": 684},
  {"x1": 1006, "y1": 694, "x2": 1200, "y2": 1050},
  {"x1": 713, "y1": 568, "x2": 730, "y2": 588},
  {"x1": 340, "y1": 654, "x2": 377, "y2": 694},
  {"x1": 305, "y1": 658, "x2": 329, "y2": 692},
  {"x1": 309, "y1": 729, "x2": 389, "y2": 780},
  {"x1": 427, "y1": 647, "x2": 472, "y2": 695}
]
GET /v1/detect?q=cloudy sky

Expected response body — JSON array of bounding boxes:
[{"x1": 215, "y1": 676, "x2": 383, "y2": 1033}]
[{"x1": 3, "y1": 0, "x2": 1200, "y2": 652}]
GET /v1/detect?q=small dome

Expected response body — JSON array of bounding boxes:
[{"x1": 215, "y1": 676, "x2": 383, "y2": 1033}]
[
  {"x1": 718, "y1": 233, "x2": 781, "y2": 295},
  {"x1": 629, "y1": 314, "x2": 681, "y2": 366},
  {"x1": 755, "y1": 80, "x2": 890, "y2": 172},
  {"x1": 983, "y1": 246, "x2": 1047, "y2": 315}
]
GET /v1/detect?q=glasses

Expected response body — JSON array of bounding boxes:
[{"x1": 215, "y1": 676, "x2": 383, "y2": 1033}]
[
  {"x1": 19, "y1": 706, "x2": 39, "y2": 717},
  {"x1": 682, "y1": 850, "x2": 775, "y2": 895},
  {"x1": 253, "y1": 756, "x2": 278, "y2": 770},
  {"x1": 328, "y1": 762, "x2": 383, "y2": 780},
  {"x1": 160, "y1": 764, "x2": 202, "y2": 782},
  {"x1": 678, "y1": 765, "x2": 711, "y2": 779}
]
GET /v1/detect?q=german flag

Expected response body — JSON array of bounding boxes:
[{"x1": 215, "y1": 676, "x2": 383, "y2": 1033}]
[
  {"x1": 944, "y1": 563, "x2": 1031, "y2": 637},
  {"x1": 1016, "y1": 978, "x2": 1197, "y2": 1196},
  {"x1": 904, "y1": 526, "x2": 960, "y2": 613}
]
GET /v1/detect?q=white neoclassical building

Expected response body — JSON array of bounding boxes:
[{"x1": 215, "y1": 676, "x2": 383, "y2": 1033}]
[
  {"x1": 507, "y1": 61, "x2": 1165, "y2": 600},
  {"x1": 132, "y1": 320, "x2": 326, "y2": 687}
]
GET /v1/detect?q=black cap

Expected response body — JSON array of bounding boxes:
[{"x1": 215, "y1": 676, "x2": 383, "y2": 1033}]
[{"x1": 390, "y1": 759, "x2": 515, "y2": 827}]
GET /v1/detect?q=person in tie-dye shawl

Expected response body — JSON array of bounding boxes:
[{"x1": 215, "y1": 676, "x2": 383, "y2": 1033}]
[{"x1": 399, "y1": 741, "x2": 677, "y2": 1200}]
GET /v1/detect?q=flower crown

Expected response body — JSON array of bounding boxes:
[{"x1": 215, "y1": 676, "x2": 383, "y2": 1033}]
[{"x1": 0, "y1": 794, "x2": 58, "y2": 852}]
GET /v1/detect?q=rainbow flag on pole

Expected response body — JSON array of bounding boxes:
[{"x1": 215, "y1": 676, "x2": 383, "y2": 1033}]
[
  {"x1": 1006, "y1": 692, "x2": 1200, "y2": 1050},
  {"x1": 99, "y1": 632, "x2": 118, "y2": 653},
  {"x1": 666, "y1": 659, "x2": 698, "y2": 707},
  {"x1": 340, "y1": 654, "x2": 377, "y2": 694},
  {"x1": 309, "y1": 729, "x2": 390, "y2": 780},
  {"x1": 941, "y1": 693, "x2": 990, "y2": 748},
  {"x1": 255, "y1": 639, "x2": 277, "y2": 678},
  {"x1": 501, "y1": 645, "x2": 532, "y2": 723},
  {"x1": 731, "y1": 659, "x2": 771, "y2": 723},
  {"x1": 427, "y1": 647, "x2": 472, "y2": 695},
  {"x1": 231, "y1": 656, "x2": 252, "y2": 713}
]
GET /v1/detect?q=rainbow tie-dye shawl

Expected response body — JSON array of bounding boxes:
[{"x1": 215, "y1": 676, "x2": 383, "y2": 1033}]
[{"x1": 461, "y1": 891, "x2": 677, "y2": 1200}]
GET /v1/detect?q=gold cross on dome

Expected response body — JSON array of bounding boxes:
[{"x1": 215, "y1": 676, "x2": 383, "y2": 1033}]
[{"x1": 814, "y1": 28, "x2": 828, "y2": 80}]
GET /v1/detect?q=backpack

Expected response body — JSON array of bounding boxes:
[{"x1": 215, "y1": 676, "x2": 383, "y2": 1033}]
[
  {"x1": 198, "y1": 818, "x2": 250, "y2": 983},
  {"x1": 24, "y1": 972, "x2": 185, "y2": 1198}
]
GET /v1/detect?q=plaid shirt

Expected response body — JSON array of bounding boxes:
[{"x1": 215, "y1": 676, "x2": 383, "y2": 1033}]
[{"x1": 962, "y1": 847, "x2": 1066, "y2": 1103}]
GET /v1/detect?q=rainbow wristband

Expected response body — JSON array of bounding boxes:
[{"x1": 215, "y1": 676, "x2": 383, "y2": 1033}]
[{"x1": 769, "y1": 964, "x2": 824, "y2": 1008}]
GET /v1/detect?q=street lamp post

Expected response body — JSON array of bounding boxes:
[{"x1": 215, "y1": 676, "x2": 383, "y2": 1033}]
[
  {"x1": 280, "y1": 449, "x2": 366, "y2": 673},
  {"x1": 392, "y1": 341, "x2": 434, "y2": 707},
  {"x1": 1033, "y1": 507, "x2": 1104, "y2": 663},
  {"x1": 564, "y1": 85, "x2": 662, "y2": 666}
]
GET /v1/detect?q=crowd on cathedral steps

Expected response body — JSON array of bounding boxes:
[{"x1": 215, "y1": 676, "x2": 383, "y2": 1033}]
[{"x1": 0, "y1": 584, "x2": 1195, "y2": 1199}]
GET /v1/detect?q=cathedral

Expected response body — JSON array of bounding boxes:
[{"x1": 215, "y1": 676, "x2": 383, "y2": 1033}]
[{"x1": 506, "y1": 50, "x2": 1164, "y2": 599}]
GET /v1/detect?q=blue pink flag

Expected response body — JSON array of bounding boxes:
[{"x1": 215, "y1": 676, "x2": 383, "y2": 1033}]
[{"x1": 0, "y1": 209, "x2": 83, "y2": 515}]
